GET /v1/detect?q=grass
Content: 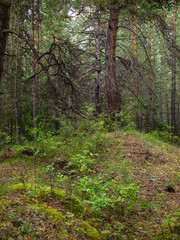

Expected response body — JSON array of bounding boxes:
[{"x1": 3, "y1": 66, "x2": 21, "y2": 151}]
[{"x1": 0, "y1": 128, "x2": 179, "y2": 239}]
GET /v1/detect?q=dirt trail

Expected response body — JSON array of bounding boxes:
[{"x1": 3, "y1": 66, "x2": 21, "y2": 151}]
[{"x1": 104, "y1": 132, "x2": 180, "y2": 239}]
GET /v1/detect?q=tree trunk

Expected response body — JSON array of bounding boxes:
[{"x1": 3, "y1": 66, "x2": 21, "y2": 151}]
[
  {"x1": 35, "y1": 0, "x2": 40, "y2": 135},
  {"x1": 0, "y1": 2, "x2": 11, "y2": 124},
  {"x1": 171, "y1": 0, "x2": 177, "y2": 135},
  {"x1": 166, "y1": 82, "x2": 170, "y2": 125},
  {"x1": 164, "y1": 45, "x2": 170, "y2": 126},
  {"x1": 32, "y1": 0, "x2": 38, "y2": 142},
  {"x1": 94, "y1": 8, "x2": 101, "y2": 115},
  {"x1": 105, "y1": 0, "x2": 121, "y2": 120},
  {"x1": 132, "y1": 11, "x2": 140, "y2": 130},
  {"x1": 14, "y1": 10, "x2": 20, "y2": 141},
  {"x1": 178, "y1": 74, "x2": 180, "y2": 136},
  {"x1": 148, "y1": 20, "x2": 153, "y2": 132}
]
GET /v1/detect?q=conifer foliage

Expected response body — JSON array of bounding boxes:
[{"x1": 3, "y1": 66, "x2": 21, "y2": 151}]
[{"x1": 0, "y1": 0, "x2": 179, "y2": 141}]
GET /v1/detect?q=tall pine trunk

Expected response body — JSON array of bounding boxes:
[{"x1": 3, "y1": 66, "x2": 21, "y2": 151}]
[
  {"x1": 14, "y1": 9, "x2": 21, "y2": 140},
  {"x1": 31, "y1": 0, "x2": 38, "y2": 142},
  {"x1": 0, "y1": 2, "x2": 11, "y2": 124},
  {"x1": 164, "y1": 45, "x2": 170, "y2": 126},
  {"x1": 148, "y1": 20, "x2": 153, "y2": 132},
  {"x1": 105, "y1": 0, "x2": 121, "y2": 120},
  {"x1": 171, "y1": 1, "x2": 177, "y2": 135},
  {"x1": 94, "y1": 8, "x2": 101, "y2": 115},
  {"x1": 132, "y1": 10, "x2": 140, "y2": 130}
]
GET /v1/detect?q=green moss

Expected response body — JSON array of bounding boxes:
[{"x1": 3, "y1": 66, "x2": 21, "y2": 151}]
[
  {"x1": 0, "y1": 199, "x2": 11, "y2": 213},
  {"x1": 29, "y1": 203, "x2": 66, "y2": 221},
  {"x1": 39, "y1": 187, "x2": 84, "y2": 214},
  {"x1": 9, "y1": 183, "x2": 32, "y2": 191},
  {"x1": 63, "y1": 196, "x2": 84, "y2": 214},
  {"x1": 51, "y1": 189, "x2": 65, "y2": 200},
  {"x1": 0, "y1": 200, "x2": 11, "y2": 206},
  {"x1": 79, "y1": 221, "x2": 100, "y2": 240},
  {"x1": 9, "y1": 184, "x2": 84, "y2": 215},
  {"x1": 153, "y1": 233, "x2": 178, "y2": 240},
  {"x1": 153, "y1": 223, "x2": 180, "y2": 240},
  {"x1": 38, "y1": 186, "x2": 54, "y2": 196}
]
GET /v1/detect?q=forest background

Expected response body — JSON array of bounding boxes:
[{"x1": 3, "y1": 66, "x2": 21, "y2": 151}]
[{"x1": 0, "y1": 0, "x2": 180, "y2": 143}]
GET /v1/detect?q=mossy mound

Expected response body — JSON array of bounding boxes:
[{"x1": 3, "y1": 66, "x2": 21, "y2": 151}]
[
  {"x1": 8, "y1": 184, "x2": 101, "y2": 239},
  {"x1": 9, "y1": 184, "x2": 85, "y2": 215},
  {"x1": 62, "y1": 196, "x2": 84, "y2": 214},
  {"x1": 153, "y1": 222, "x2": 180, "y2": 240},
  {"x1": 0, "y1": 200, "x2": 11, "y2": 206},
  {"x1": 29, "y1": 203, "x2": 66, "y2": 221},
  {"x1": 10, "y1": 183, "x2": 32, "y2": 191},
  {"x1": 79, "y1": 221, "x2": 101, "y2": 240},
  {"x1": 37, "y1": 187, "x2": 85, "y2": 214}
]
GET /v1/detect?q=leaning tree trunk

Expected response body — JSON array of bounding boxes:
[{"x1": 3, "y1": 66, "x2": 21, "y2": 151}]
[
  {"x1": 105, "y1": 0, "x2": 121, "y2": 120},
  {"x1": 0, "y1": 1, "x2": 11, "y2": 124}
]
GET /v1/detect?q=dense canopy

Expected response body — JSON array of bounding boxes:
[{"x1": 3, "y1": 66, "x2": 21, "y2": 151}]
[{"x1": 0, "y1": 0, "x2": 179, "y2": 141}]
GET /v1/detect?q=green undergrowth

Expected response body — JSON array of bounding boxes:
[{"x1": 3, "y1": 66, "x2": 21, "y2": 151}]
[
  {"x1": 0, "y1": 125, "x2": 179, "y2": 239},
  {"x1": 11, "y1": 127, "x2": 108, "y2": 160},
  {"x1": 125, "y1": 129, "x2": 180, "y2": 150},
  {"x1": 153, "y1": 211, "x2": 180, "y2": 240}
]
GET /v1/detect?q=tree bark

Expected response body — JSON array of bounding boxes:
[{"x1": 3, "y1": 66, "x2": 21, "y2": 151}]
[
  {"x1": 32, "y1": 0, "x2": 38, "y2": 142},
  {"x1": 132, "y1": 10, "x2": 140, "y2": 130},
  {"x1": 0, "y1": 2, "x2": 11, "y2": 124},
  {"x1": 94, "y1": 8, "x2": 101, "y2": 115},
  {"x1": 14, "y1": 10, "x2": 20, "y2": 141},
  {"x1": 148, "y1": 20, "x2": 153, "y2": 132},
  {"x1": 178, "y1": 74, "x2": 180, "y2": 136},
  {"x1": 105, "y1": 0, "x2": 121, "y2": 120},
  {"x1": 164, "y1": 46, "x2": 170, "y2": 126},
  {"x1": 171, "y1": 0, "x2": 177, "y2": 135}
]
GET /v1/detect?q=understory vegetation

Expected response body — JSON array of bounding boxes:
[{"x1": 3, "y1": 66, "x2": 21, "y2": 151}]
[
  {"x1": 0, "y1": 1, "x2": 180, "y2": 239},
  {"x1": 0, "y1": 121, "x2": 179, "y2": 239}
]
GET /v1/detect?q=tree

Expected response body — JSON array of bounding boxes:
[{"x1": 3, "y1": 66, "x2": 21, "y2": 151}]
[
  {"x1": 0, "y1": 0, "x2": 11, "y2": 123},
  {"x1": 31, "y1": 0, "x2": 39, "y2": 141},
  {"x1": 105, "y1": 0, "x2": 122, "y2": 120},
  {"x1": 0, "y1": 0, "x2": 179, "y2": 142},
  {"x1": 171, "y1": 0, "x2": 177, "y2": 135}
]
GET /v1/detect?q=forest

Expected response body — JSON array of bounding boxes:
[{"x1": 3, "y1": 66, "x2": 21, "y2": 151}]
[{"x1": 0, "y1": 0, "x2": 180, "y2": 239}]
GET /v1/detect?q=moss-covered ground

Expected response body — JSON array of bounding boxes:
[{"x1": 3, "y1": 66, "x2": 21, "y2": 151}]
[{"x1": 0, "y1": 130, "x2": 179, "y2": 239}]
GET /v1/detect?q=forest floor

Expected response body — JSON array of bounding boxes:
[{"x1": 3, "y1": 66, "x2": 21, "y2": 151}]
[
  {"x1": 0, "y1": 130, "x2": 179, "y2": 239},
  {"x1": 103, "y1": 131, "x2": 180, "y2": 239}
]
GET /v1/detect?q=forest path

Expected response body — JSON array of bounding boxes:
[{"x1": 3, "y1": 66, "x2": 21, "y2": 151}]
[{"x1": 102, "y1": 131, "x2": 180, "y2": 239}]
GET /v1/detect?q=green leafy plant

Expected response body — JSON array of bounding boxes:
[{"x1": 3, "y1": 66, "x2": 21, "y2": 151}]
[
  {"x1": 66, "y1": 150, "x2": 95, "y2": 175},
  {"x1": 76, "y1": 173, "x2": 139, "y2": 213},
  {"x1": 21, "y1": 220, "x2": 32, "y2": 234}
]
